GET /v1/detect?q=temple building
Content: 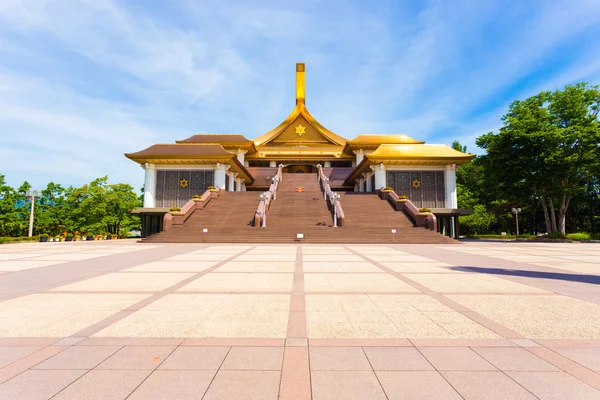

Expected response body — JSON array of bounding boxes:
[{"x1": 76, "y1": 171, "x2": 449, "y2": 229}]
[{"x1": 125, "y1": 63, "x2": 474, "y2": 242}]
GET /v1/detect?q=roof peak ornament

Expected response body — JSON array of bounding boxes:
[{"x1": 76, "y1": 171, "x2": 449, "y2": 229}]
[{"x1": 296, "y1": 63, "x2": 305, "y2": 104}]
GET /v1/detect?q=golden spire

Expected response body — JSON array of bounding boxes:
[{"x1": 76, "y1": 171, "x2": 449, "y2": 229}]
[{"x1": 296, "y1": 63, "x2": 305, "y2": 104}]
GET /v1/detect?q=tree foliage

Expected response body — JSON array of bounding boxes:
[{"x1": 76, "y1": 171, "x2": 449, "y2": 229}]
[
  {"x1": 0, "y1": 175, "x2": 141, "y2": 237},
  {"x1": 456, "y1": 82, "x2": 600, "y2": 236}
]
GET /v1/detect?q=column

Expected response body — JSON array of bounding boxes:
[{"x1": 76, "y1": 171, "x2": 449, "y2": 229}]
[
  {"x1": 214, "y1": 163, "x2": 230, "y2": 190},
  {"x1": 269, "y1": 161, "x2": 277, "y2": 168},
  {"x1": 353, "y1": 149, "x2": 364, "y2": 165},
  {"x1": 358, "y1": 178, "x2": 365, "y2": 192},
  {"x1": 324, "y1": 161, "x2": 331, "y2": 168},
  {"x1": 365, "y1": 173, "x2": 372, "y2": 192},
  {"x1": 445, "y1": 164, "x2": 457, "y2": 208},
  {"x1": 370, "y1": 163, "x2": 386, "y2": 191},
  {"x1": 354, "y1": 183, "x2": 359, "y2": 192},
  {"x1": 142, "y1": 163, "x2": 157, "y2": 208},
  {"x1": 229, "y1": 172, "x2": 237, "y2": 192},
  {"x1": 236, "y1": 149, "x2": 248, "y2": 165},
  {"x1": 235, "y1": 178, "x2": 244, "y2": 191}
]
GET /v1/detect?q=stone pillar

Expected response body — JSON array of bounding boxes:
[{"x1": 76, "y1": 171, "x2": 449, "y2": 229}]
[
  {"x1": 324, "y1": 161, "x2": 331, "y2": 168},
  {"x1": 445, "y1": 164, "x2": 457, "y2": 208},
  {"x1": 365, "y1": 173, "x2": 372, "y2": 192},
  {"x1": 353, "y1": 149, "x2": 364, "y2": 165},
  {"x1": 236, "y1": 149, "x2": 248, "y2": 165},
  {"x1": 354, "y1": 183, "x2": 359, "y2": 192},
  {"x1": 235, "y1": 178, "x2": 243, "y2": 191},
  {"x1": 370, "y1": 163, "x2": 386, "y2": 191},
  {"x1": 214, "y1": 163, "x2": 229, "y2": 190},
  {"x1": 358, "y1": 179, "x2": 365, "y2": 192},
  {"x1": 269, "y1": 161, "x2": 277, "y2": 168},
  {"x1": 229, "y1": 172, "x2": 237, "y2": 192},
  {"x1": 142, "y1": 163, "x2": 157, "y2": 208},
  {"x1": 244, "y1": 161, "x2": 250, "y2": 167}
]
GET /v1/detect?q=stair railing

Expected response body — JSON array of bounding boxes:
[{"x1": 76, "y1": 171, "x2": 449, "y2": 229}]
[
  {"x1": 385, "y1": 190, "x2": 437, "y2": 231},
  {"x1": 254, "y1": 164, "x2": 283, "y2": 227},
  {"x1": 317, "y1": 165, "x2": 345, "y2": 227}
]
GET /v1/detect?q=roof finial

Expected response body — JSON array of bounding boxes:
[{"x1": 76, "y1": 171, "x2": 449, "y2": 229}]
[{"x1": 296, "y1": 63, "x2": 305, "y2": 104}]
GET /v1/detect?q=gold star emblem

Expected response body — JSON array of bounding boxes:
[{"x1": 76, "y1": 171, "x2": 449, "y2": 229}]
[
  {"x1": 179, "y1": 179, "x2": 189, "y2": 188},
  {"x1": 295, "y1": 124, "x2": 306, "y2": 136},
  {"x1": 411, "y1": 179, "x2": 421, "y2": 189}
]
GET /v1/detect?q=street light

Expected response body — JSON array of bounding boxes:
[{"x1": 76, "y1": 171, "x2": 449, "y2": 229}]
[
  {"x1": 25, "y1": 190, "x2": 40, "y2": 237},
  {"x1": 512, "y1": 207, "x2": 522, "y2": 236}
]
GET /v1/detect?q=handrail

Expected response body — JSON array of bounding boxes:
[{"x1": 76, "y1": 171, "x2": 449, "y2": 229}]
[
  {"x1": 254, "y1": 165, "x2": 283, "y2": 227},
  {"x1": 317, "y1": 165, "x2": 345, "y2": 227},
  {"x1": 385, "y1": 190, "x2": 436, "y2": 231}
]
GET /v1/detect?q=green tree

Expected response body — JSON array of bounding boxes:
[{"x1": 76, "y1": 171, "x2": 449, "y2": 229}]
[
  {"x1": 477, "y1": 83, "x2": 600, "y2": 235},
  {"x1": 451, "y1": 140, "x2": 467, "y2": 153},
  {"x1": 460, "y1": 205, "x2": 497, "y2": 234}
]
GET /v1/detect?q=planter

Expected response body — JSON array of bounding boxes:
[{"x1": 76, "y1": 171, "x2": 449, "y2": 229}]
[
  {"x1": 65, "y1": 237, "x2": 73, "y2": 242},
  {"x1": 192, "y1": 198, "x2": 204, "y2": 202},
  {"x1": 395, "y1": 200, "x2": 407, "y2": 211},
  {"x1": 171, "y1": 212, "x2": 184, "y2": 216},
  {"x1": 39, "y1": 237, "x2": 48, "y2": 243},
  {"x1": 380, "y1": 190, "x2": 392, "y2": 200},
  {"x1": 86, "y1": 236, "x2": 94, "y2": 241},
  {"x1": 106, "y1": 235, "x2": 112, "y2": 240}
]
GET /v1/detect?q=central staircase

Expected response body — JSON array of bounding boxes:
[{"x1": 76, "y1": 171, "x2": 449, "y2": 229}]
[{"x1": 144, "y1": 173, "x2": 457, "y2": 243}]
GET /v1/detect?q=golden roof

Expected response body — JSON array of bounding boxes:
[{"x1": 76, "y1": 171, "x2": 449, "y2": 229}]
[
  {"x1": 253, "y1": 63, "x2": 347, "y2": 149},
  {"x1": 348, "y1": 134, "x2": 424, "y2": 145},
  {"x1": 344, "y1": 144, "x2": 475, "y2": 184},
  {"x1": 368, "y1": 144, "x2": 475, "y2": 162}
]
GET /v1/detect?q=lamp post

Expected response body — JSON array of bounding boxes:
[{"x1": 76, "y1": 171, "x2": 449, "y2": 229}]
[
  {"x1": 512, "y1": 207, "x2": 522, "y2": 236},
  {"x1": 25, "y1": 190, "x2": 40, "y2": 237}
]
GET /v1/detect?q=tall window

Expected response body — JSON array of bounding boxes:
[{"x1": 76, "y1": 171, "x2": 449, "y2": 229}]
[
  {"x1": 155, "y1": 170, "x2": 214, "y2": 207},
  {"x1": 386, "y1": 171, "x2": 445, "y2": 208}
]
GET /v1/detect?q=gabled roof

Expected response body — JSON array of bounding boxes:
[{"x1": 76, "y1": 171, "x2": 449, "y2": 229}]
[
  {"x1": 253, "y1": 63, "x2": 347, "y2": 148},
  {"x1": 253, "y1": 102, "x2": 347, "y2": 147},
  {"x1": 124, "y1": 143, "x2": 254, "y2": 183},
  {"x1": 344, "y1": 144, "x2": 475, "y2": 184}
]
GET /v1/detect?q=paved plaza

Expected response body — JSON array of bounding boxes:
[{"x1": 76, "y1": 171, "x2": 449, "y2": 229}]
[{"x1": 0, "y1": 241, "x2": 599, "y2": 399}]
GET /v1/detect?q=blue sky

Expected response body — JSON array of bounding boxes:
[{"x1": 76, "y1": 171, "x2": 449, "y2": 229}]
[{"x1": 1, "y1": 0, "x2": 600, "y2": 190}]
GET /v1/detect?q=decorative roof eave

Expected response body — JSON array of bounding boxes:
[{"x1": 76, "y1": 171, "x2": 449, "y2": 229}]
[
  {"x1": 124, "y1": 144, "x2": 254, "y2": 183},
  {"x1": 343, "y1": 151, "x2": 475, "y2": 185},
  {"x1": 253, "y1": 102, "x2": 347, "y2": 147}
]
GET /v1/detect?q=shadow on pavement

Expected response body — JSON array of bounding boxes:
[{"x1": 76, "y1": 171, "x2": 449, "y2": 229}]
[{"x1": 450, "y1": 266, "x2": 600, "y2": 285}]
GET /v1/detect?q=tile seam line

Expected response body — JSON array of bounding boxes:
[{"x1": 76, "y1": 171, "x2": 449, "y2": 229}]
[
  {"x1": 198, "y1": 346, "x2": 233, "y2": 400},
  {"x1": 67, "y1": 245, "x2": 257, "y2": 338},
  {"x1": 46, "y1": 344, "x2": 126, "y2": 400},
  {"x1": 524, "y1": 343, "x2": 600, "y2": 390},
  {"x1": 409, "y1": 340, "x2": 467, "y2": 400},
  {"x1": 343, "y1": 246, "x2": 523, "y2": 340},
  {"x1": 360, "y1": 346, "x2": 391, "y2": 400},
  {"x1": 123, "y1": 342, "x2": 183, "y2": 400},
  {"x1": 0, "y1": 346, "x2": 71, "y2": 385}
]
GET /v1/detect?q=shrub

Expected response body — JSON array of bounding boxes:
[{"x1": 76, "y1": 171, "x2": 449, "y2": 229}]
[
  {"x1": 192, "y1": 194, "x2": 202, "y2": 199},
  {"x1": 169, "y1": 206, "x2": 181, "y2": 212},
  {"x1": 398, "y1": 195, "x2": 408, "y2": 200},
  {"x1": 419, "y1": 208, "x2": 432, "y2": 213},
  {"x1": 66, "y1": 233, "x2": 74, "y2": 238},
  {"x1": 383, "y1": 186, "x2": 393, "y2": 191}
]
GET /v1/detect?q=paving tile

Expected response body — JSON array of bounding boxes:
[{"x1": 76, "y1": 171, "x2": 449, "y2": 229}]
[
  {"x1": 97, "y1": 345, "x2": 175, "y2": 369},
  {"x1": 311, "y1": 371, "x2": 387, "y2": 400},
  {"x1": 419, "y1": 347, "x2": 497, "y2": 371},
  {"x1": 50, "y1": 272, "x2": 194, "y2": 291},
  {"x1": 0, "y1": 346, "x2": 42, "y2": 369},
  {"x1": 0, "y1": 369, "x2": 86, "y2": 400},
  {"x1": 472, "y1": 347, "x2": 559, "y2": 371},
  {"x1": 442, "y1": 371, "x2": 538, "y2": 399},
  {"x1": 377, "y1": 371, "x2": 462, "y2": 400},
  {"x1": 364, "y1": 347, "x2": 434, "y2": 370},
  {"x1": 552, "y1": 347, "x2": 600, "y2": 371},
  {"x1": 221, "y1": 346, "x2": 284, "y2": 370},
  {"x1": 128, "y1": 370, "x2": 216, "y2": 400},
  {"x1": 309, "y1": 347, "x2": 371, "y2": 371},
  {"x1": 52, "y1": 370, "x2": 150, "y2": 400},
  {"x1": 34, "y1": 345, "x2": 122, "y2": 369},
  {"x1": 203, "y1": 370, "x2": 281, "y2": 400},
  {"x1": 279, "y1": 347, "x2": 310, "y2": 400},
  {"x1": 159, "y1": 346, "x2": 229, "y2": 370},
  {"x1": 506, "y1": 371, "x2": 600, "y2": 400},
  {"x1": 178, "y1": 273, "x2": 293, "y2": 292},
  {"x1": 125, "y1": 261, "x2": 218, "y2": 272}
]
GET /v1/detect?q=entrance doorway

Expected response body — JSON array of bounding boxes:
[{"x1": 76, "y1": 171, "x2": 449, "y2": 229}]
[{"x1": 282, "y1": 165, "x2": 317, "y2": 173}]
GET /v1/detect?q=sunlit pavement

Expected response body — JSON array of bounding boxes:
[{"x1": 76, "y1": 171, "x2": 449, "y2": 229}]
[{"x1": 0, "y1": 240, "x2": 599, "y2": 399}]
